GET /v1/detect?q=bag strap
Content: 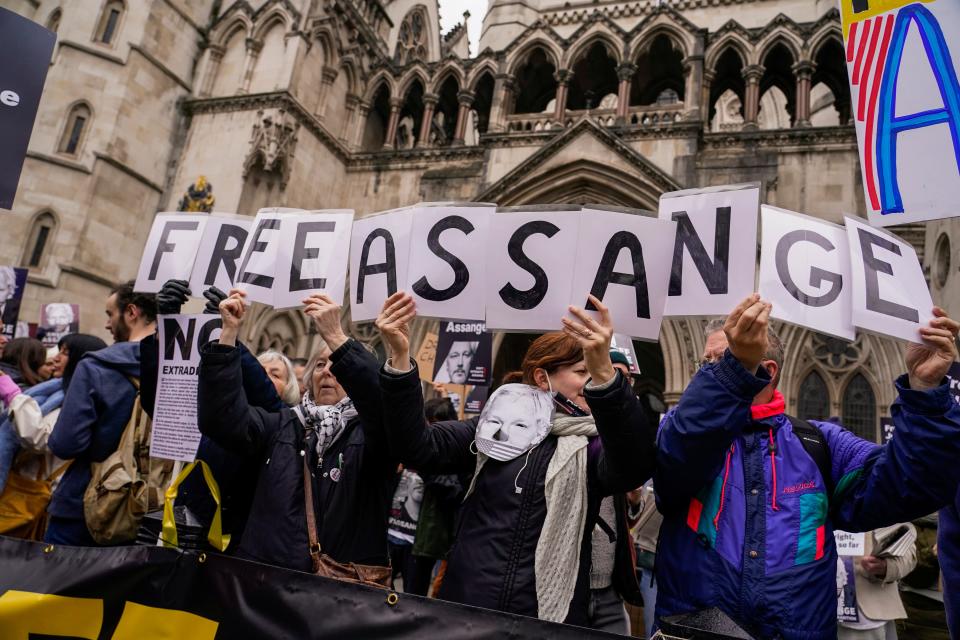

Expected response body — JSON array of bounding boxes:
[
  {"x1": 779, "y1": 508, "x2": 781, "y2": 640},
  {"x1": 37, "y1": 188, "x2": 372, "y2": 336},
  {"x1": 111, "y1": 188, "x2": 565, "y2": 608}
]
[
  {"x1": 162, "y1": 459, "x2": 230, "y2": 552},
  {"x1": 303, "y1": 455, "x2": 322, "y2": 571},
  {"x1": 786, "y1": 415, "x2": 834, "y2": 504},
  {"x1": 47, "y1": 459, "x2": 72, "y2": 483}
]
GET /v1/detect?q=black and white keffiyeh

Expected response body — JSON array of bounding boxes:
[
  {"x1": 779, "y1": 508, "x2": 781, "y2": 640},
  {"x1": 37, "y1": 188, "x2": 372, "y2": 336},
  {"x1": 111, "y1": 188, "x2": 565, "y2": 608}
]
[{"x1": 298, "y1": 393, "x2": 358, "y2": 459}]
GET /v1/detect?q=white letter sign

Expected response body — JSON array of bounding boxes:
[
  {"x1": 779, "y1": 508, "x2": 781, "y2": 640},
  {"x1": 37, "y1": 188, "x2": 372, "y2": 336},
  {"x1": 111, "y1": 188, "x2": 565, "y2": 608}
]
[
  {"x1": 188, "y1": 213, "x2": 252, "y2": 296},
  {"x1": 135, "y1": 213, "x2": 208, "y2": 293},
  {"x1": 273, "y1": 210, "x2": 354, "y2": 309},
  {"x1": 349, "y1": 206, "x2": 415, "y2": 322}
]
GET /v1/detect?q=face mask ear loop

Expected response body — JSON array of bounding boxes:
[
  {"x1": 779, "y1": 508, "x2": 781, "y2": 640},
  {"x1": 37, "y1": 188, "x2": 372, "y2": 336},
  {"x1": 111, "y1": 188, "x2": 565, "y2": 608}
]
[
  {"x1": 514, "y1": 448, "x2": 535, "y2": 495},
  {"x1": 546, "y1": 373, "x2": 554, "y2": 395},
  {"x1": 469, "y1": 440, "x2": 479, "y2": 455}
]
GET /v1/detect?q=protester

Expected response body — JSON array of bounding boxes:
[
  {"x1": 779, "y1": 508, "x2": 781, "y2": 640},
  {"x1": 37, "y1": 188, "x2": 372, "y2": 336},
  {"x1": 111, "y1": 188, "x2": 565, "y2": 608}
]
[
  {"x1": 38, "y1": 346, "x2": 58, "y2": 381},
  {"x1": 653, "y1": 293, "x2": 960, "y2": 640},
  {"x1": 388, "y1": 467, "x2": 426, "y2": 592},
  {"x1": 0, "y1": 337, "x2": 46, "y2": 390},
  {"x1": 140, "y1": 279, "x2": 282, "y2": 550},
  {"x1": 941, "y1": 499, "x2": 960, "y2": 636},
  {"x1": 290, "y1": 357, "x2": 308, "y2": 397},
  {"x1": 632, "y1": 481, "x2": 662, "y2": 639},
  {"x1": 837, "y1": 524, "x2": 917, "y2": 639},
  {"x1": 45, "y1": 281, "x2": 156, "y2": 545},
  {"x1": 374, "y1": 291, "x2": 657, "y2": 624},
  {"x1": 196, "y1": 289, "x2": 396, "y2": 578},
  {"x1": 257, "y1": 350, "x2": 300, "y2": 406},
  {"x1": 901, "y1": 514, "x2": 948, "y2": 640}
]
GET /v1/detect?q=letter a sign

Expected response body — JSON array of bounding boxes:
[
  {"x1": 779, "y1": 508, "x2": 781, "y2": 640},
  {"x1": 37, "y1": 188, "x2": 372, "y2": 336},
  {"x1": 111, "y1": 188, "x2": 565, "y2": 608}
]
[{"x1": 840, "y1": 0, "x2": 960, "y2": 225}]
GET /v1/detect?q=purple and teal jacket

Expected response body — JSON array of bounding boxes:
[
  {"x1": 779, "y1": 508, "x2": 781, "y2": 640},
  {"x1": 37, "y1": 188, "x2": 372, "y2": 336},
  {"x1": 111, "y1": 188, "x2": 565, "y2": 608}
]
[{"x1": 654, "y1": 350, "x2": 960, "y2": 640}]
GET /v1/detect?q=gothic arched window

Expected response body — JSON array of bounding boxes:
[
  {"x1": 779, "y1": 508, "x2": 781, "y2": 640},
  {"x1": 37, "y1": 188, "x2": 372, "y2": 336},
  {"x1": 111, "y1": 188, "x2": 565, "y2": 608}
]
[
  {"x1": 394, "y1": 7, "x2": 428, "y2": 65},
  {"x1": 842, "y1": 373, "x2": 877, "y2": 442},
  {"x1": 797, "y1": 370, "x2": 830, "y2": 422},
  {"x1": 59, "y1": 102, "x2": 91, "y2": 155},
  {"x1": 21, "y1": 211, "x2": 57, "y2": 269},
  {"x1": 95, "y1": 0, "x2": 124, "y2": 45}
]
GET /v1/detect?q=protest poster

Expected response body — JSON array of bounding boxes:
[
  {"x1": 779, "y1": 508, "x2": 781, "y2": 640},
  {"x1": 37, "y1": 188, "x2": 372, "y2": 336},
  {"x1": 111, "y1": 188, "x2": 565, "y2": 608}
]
[
  {"x1": 881, "y1": 416, "x2": 895, "y2": 443},
  {"x1": 610, "y1": 333, "x2": 641, "y2": 374},
  {"x1": 188, "y1": 213, "x2": 252, "y2": 296},
  {"x1": 349, "y1": 206, "x2": 415, "y2": 322},
  {"x1": 839, "y1": 0, "x2": 960, "y2": 226},
  {"x1": 433, "y1": 320, "x2": 493, "y2": 385},
  {"x1": 836, "y1": 556, "x2": 860, "y2": 623},
  {"x1": 464, "y1": 385, "x2": 490, "y2": 415},
  {"x1": 235, "y1": 208, "x2": 299, "y2": 305},
  {"x1": 948, "y1": 362, "x2": 960, "y2": 405},
  {"x1": 416, "y1": 330, "x2": 439, "y2": 383},
  {"x1": 759, "y1": 206, "x2": 855, "y2": 340},
  {"x1": 834, "y1": 530, "x2": 867, "y2": 556},
  {"x1": 569, "y1": 207, "x2": 676, "y2": 341},
  {"x1": 485, "y1": 206, "x2": 580, "y2": 332},
  {"x1": 845, "y1": 216, "x2": 933, "y2": 343},
  {"x1": 388, "y1": 470, "x2": 423, "y2": 544},
  {"x1": 0, "y1": 266, "x2": 27, "y2": 339},
  {"x1": 151, "y1": 314, "x2": 222, "y2": 462},
  {"x1": 407, "y1": 203, "x2": 495, "y2": 321},
  {"x1": 272, "y1": 210, "x2": 354, "y2": 308},
  {"x1": 659, "y1": 183, "x2": 760, "y2": 317},
  {"x1": 38, "y1": 303, "x2": 79, "y2": 347},
  {"x1": 135, "y1": 213, "x2": 209, "y2": 294},
  {"x1": 0, "y1": 8, "x2": 56, "y2": 210}
]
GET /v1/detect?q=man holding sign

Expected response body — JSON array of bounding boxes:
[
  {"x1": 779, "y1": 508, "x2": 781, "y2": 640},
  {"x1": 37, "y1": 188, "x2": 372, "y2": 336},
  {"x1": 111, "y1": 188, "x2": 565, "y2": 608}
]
[{"x1": 654, "y1": 294, "x2": 960, "y2": 640}]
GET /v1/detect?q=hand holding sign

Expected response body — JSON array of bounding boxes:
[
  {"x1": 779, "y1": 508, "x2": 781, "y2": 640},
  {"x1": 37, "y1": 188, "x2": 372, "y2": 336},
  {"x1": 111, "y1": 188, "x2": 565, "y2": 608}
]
[
  {"x1": 563, "y1": 294, "x2": 616, "y2": 385},
  {"x1": 202, "y1": 286, "x2": 227, "y2": 315},
  {"x1": 724, "y1": 294, "x2": 772, "y2": 374},
  {"x1": 157, "y1": 279, "x2": 191, "y2": 316},
  {"x1": 376, "y1": 291, "x2": 417, "y2": 370},
  {"x1": 907, "y1": 307, "x2": 960, "y2": 391},
  {"x1": 218, "y1": 288, "x2": 247, "y2": 347},
  {"x1": 303, "y1": 294, "x2": 349, "y2": 352}
]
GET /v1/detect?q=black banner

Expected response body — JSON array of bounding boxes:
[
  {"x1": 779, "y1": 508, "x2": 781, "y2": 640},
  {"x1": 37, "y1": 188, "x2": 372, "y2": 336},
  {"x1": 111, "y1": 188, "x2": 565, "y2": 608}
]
[
  {"x1": 0, "y1": 8, "x2": 55, "y2": 209},
  {"x1": 0, "y1": 536, "x2": 619, "y2": 638}
]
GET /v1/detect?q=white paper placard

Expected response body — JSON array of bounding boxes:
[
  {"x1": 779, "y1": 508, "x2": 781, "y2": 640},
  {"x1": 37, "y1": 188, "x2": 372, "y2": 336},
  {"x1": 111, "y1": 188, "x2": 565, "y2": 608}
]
[
  {"x1": 273, "y1": 210, "x2": 354, "y2": 309},
  {"x1": 834, "y1": 530, "x2": 866, "y2": 556},
  {"x1": 759, "y1": 206, "x2": 856, "y2": 341},
  {"x1": 485, "y1": 207, "x2": 581, "y2": 332},
  {"x1": 840, "y1": 0, "x2": 960, "y2": 226},
  {"x1": 151, "y1": 314, "x2": 222, "y2": 462},
  {"x1": 659, "y1": 183, "x2": 760, "y2": 316},
  {"x1": 234, "y1": 208, "x2": 300, "y2": 306},
  {"x1": 406, "y1": 203, "x2": 494, "y2": 320},
  {"x1": 844, "y1": 215, "x2": 933, "y2": 343},
  {"x1": 135, "y1": 213, "x2": 208, "y2": 293},
  {"x1": 188, "y1": 213, "x2": 252, "y2": 296},
  {"x1": 569, "y1": 208, "x2": 677, "y2": 341},
  {"x1": 349, "y1": 207, "x2": 415, "y2": 322}
]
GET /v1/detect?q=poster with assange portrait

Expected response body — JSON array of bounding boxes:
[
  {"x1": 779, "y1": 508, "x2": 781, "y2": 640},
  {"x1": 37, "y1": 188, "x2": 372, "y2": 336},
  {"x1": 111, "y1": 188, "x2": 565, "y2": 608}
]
[
  {"x1": 432, "y1": 320, "x2": 493, "y2": 386},
  {"x1": 0, "y1": 266, "x2": 27, "y2": 339},
  {"x1": 38, "y1": 303, "x2": 79, "y2": 347}
]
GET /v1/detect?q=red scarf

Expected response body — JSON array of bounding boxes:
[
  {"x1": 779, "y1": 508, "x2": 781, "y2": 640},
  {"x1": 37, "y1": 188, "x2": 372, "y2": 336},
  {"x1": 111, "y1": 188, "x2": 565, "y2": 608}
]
[{"x1": 751, "y1": 390, "x2": 785, "y2": 420}]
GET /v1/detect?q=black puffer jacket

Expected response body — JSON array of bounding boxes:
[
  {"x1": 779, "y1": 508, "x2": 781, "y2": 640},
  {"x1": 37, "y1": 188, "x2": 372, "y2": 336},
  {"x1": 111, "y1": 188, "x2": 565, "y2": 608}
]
[
  {"x1": 380, "y1": 363, "x2": 657, "y2": 624},
  {"x1": 197, "y1": 339, "x2": 395, "y2": 571}
]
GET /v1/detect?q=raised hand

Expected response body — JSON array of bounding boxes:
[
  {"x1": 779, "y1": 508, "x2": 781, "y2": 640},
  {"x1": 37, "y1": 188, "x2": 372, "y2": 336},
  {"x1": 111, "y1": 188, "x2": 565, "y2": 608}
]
[
  {"x1": 375, "y1": 291, "x2": 417, "y2": 370},
  {"x1": 723, "y1": 293, "x2": 772, "y2": 374},
  {"x1": 218, "y1": 288, "x2": 247, "y2": 347},
  {"x1": 906, "y1": 307, "x2": 960, "y2": 390},
  {"x1": 202, "y1": 286, "x2": 227, "y2": 315},
  {"x1": 302, "y1": 293, "x2": 349, "y2": 352},
  {"x1": 156, "y1": 279, "x2": 191, "y2": 316},
  {"x1": 562, "y1": 294, "x2": 616, "y2": 384}
]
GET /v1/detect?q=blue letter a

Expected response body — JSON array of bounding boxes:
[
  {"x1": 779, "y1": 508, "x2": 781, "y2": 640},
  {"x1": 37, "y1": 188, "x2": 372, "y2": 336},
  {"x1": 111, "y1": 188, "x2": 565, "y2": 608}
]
[{"x1": 876, "y1": 4, "x2": 960, "y2": 214}]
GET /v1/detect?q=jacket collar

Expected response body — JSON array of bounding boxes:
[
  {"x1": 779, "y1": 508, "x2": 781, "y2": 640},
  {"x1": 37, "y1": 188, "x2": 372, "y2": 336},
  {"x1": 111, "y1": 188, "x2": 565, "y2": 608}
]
[{"x1": 751, "y1": 390, "x2": 785, "y2": 421}]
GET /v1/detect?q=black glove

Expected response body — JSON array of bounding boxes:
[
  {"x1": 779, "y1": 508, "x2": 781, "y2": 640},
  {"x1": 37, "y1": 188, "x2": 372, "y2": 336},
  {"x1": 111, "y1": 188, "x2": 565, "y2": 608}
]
[
  {"x1": 202, "y1": 286, "x2": 227, "y2": 315},
  {"x1": 156, "y1": 279, "x2": 191, "y2": 315}
]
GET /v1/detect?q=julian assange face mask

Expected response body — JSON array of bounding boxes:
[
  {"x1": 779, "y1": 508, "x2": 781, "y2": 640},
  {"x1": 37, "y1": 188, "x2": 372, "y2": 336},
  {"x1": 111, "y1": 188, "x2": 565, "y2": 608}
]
[{"x1": 474, "y1": 384, "x2": 552, "y2": 461}]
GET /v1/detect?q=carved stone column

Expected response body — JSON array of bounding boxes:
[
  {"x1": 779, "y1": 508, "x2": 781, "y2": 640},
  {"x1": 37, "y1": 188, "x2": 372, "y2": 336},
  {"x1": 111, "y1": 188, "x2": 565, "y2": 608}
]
[
  {"x1": 742, "y1": 64, "x2": 764, "y2": 129},
  {"x1": 352, "y1": 99, "x2": 371, "y2": 150},
  {"x1": 488, "y1": 73, "x2": 515, "y2": 133},
  {"x1": 452, "y1": 90, "x2": 475, "y2": 145},
  {"x1": 792, "y1": 60, "x2": 815, "y2": 127},
  {"x1": 198, "y1": 44, "x2": 224, "y2": 97},
  {"x1": 553, "y1": 69, "x2": 572, "y2": 126},
  {"x1": 418, "y1": 93, "x2": 439, "y2": 147},
  {"x1": 315, "y1": 65, "x2": 339, "y2": 120},
  {"x1": 239, "y1": 38, "x2": 263, "y2": 94},
  {"x1": 340, "y1": 94, "x2": 358, "y2": 146},
  {"x1": 615, "y1": 63, "x2": 636, "y2": 124},
  {"x1": 683, "y1": 54, "x2": 704, "y2": 120},
  {"x1": 700, "y1": 69, "x2": 715, "y2": 124},
  {"x1": 384, "y1": 98, "x2": 402, "y2": 149}
]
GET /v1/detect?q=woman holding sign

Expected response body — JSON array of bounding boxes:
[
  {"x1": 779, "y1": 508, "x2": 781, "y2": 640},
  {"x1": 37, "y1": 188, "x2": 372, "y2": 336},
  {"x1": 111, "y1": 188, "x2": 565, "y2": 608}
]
[
  {"x1": 196, "y1": 289, "x2": 397, "y2": 582},
  {"x1": 374, "y1": 291, "x2": 658, "y2": 625}
]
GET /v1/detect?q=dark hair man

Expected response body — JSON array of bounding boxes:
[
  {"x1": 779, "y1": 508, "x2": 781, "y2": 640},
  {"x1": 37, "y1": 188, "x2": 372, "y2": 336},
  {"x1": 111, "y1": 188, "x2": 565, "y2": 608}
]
[
  {"x1": 654, "y1": 293, "x2": 960, "y2": 640},
  {"x1": 46, "y1": 281, "x2": 156, "y2": 545}
]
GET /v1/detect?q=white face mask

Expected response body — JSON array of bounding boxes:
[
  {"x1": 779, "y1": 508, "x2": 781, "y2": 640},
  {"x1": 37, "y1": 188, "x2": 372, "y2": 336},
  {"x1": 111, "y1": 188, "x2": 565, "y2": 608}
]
[{"x1": 474, "y1": 384, "x2": 553, "y2": 461}]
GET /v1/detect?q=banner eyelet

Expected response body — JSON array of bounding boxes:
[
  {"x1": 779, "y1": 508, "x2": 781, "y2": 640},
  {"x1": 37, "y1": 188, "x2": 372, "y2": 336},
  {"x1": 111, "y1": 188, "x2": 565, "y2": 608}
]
[
  {"x1": 386, "y1": 592, "x2": 399, "y2": 606},
  {"x1": 43, "y1": 544, "x2": 54, "y2": 553},
  {"x1": 198, "y1": 552, "x2": 207, "y2": 563}
]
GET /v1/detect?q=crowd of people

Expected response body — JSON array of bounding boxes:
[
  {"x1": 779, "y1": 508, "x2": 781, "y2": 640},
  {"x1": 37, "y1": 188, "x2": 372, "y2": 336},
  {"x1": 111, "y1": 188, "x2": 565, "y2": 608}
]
[{"x1": 1, "y1": 278, "x2": 960, "y2": 639}]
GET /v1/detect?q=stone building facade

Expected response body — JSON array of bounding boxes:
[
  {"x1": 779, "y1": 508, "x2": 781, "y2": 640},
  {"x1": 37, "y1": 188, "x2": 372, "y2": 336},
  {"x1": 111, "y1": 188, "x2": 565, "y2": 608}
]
[{"x1": 5, "y1": 0, "x2": 959, "y2": 442}]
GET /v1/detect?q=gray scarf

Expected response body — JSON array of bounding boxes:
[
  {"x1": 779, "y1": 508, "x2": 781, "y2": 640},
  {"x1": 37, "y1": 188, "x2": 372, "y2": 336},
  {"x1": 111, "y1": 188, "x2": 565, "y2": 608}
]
[{"x1": 298, "y1": 393, "x2": 357, "y2": 459}]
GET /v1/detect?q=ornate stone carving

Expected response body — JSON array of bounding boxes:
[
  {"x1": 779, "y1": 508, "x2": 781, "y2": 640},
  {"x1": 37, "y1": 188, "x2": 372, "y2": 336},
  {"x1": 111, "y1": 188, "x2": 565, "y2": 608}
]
[
  {"x1": 177, "y1": 175, "x2": 215, "y2": 212},
  {"x1": 811, "y1": 332, "x2": 863, "y2": 370},
  {"x1": 244, "y1": 108, "x2": 300, "y2": 188}
]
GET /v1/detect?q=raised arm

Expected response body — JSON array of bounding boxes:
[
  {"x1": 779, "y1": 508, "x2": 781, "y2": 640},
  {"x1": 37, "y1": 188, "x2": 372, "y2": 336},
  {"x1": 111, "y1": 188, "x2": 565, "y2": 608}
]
[
  {"x1": 48, "y1": 360, "x2": 102, "y2": 460},
  {"x1": 562, "y1": 295, "x2": 658, "y2": 493},
  {"x1": 376, "y1": 291, "x2": 476, "y2": 472}
]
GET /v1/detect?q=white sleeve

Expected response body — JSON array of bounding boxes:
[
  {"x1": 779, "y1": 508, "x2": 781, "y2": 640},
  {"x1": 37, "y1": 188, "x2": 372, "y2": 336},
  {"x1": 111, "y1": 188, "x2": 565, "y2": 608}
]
[{"x1": 9, "y1": 395, "x2": 57, "y2": 452}]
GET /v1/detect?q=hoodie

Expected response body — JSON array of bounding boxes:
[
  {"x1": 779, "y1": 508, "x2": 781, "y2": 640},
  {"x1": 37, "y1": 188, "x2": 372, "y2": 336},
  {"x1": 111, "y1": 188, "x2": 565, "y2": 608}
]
[{"x1": 48, "y1": 341, "x2": 140, "y2": 520}]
